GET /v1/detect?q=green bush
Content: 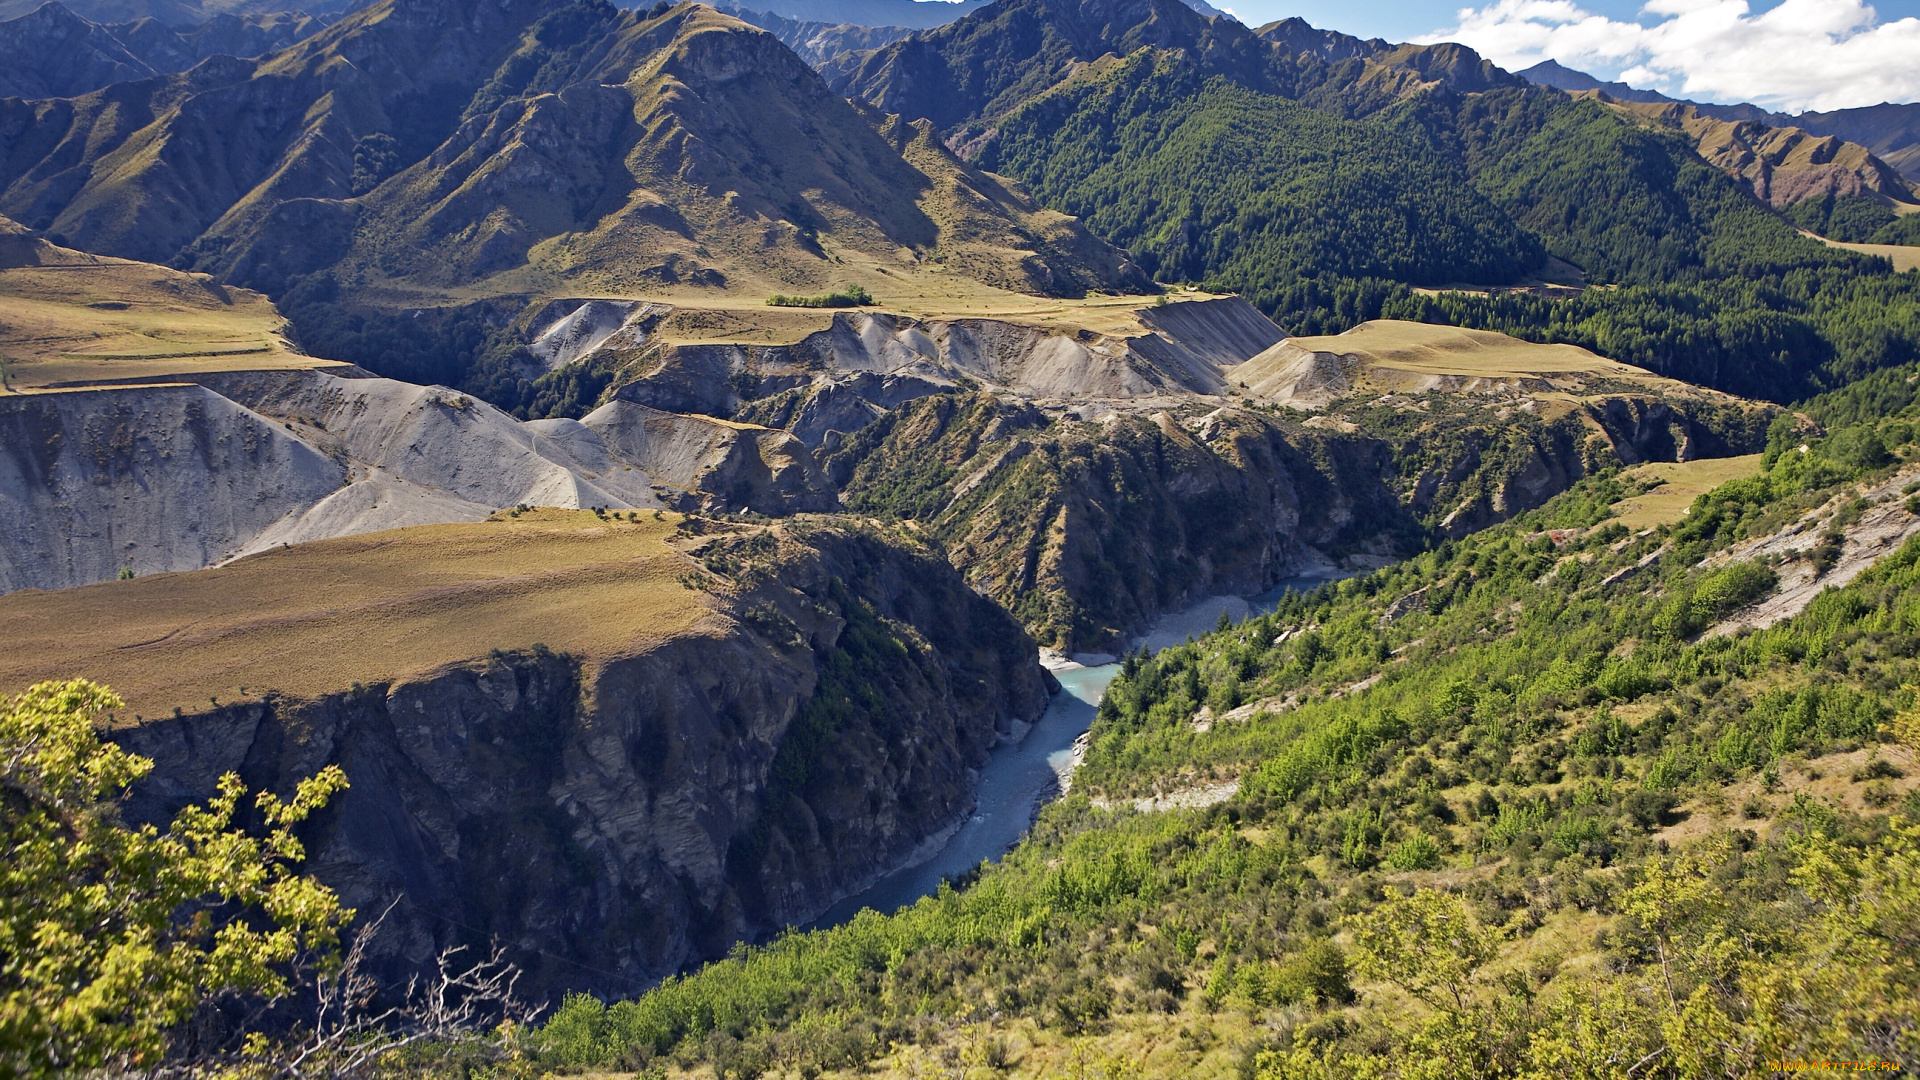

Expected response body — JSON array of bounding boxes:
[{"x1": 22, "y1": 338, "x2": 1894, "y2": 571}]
[{"x1": 765, "y1": 285, "x2": 873, "y2": 308}]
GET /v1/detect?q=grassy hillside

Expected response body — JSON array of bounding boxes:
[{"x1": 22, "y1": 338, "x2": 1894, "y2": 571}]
[
  {"x1": 517, "y1": 371, "x2": 1920, "y2": 1078},
  {"x1": 0, "y1": 217, "x2": 342, "y2": 390}
]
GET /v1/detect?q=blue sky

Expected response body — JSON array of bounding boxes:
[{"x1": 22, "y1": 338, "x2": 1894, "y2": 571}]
[{"x1": 1208, "y1": 0, "x2": 1920, "y2": 110}]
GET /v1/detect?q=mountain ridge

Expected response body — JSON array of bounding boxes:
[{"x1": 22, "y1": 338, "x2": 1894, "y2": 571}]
[
  {"x1": 1521, "y1": 57, "x2": 1920, "y2": 185},
  {"x1": 0, "y1": 2, "x2": 326, "y2": 98}
]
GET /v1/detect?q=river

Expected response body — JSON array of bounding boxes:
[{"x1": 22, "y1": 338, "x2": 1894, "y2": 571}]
[{"x1": 811, "y1": 575, "x2": 1342, "y2": 928}]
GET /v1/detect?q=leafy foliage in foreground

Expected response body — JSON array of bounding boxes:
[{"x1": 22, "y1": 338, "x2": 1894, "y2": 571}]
[
  {"x1": 0, "y1": 680, "x2": 349, "y2": 1078},
  {"x1": 526, "y1": 377, "x2": 1920, "y2": 1077}
]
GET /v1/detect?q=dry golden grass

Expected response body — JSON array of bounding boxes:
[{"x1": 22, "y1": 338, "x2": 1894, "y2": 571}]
[
  {"x1": 1282, "y1": 320, "x2": 1647, "y2": 380},
  {"x1": 1654, "y1": 744, "x2": 1920, "y2": 848},
  {"x1": 1611, "y1": 454, "x2": 1765, "y2": 530},
  {"x1": 0, "y1": 510, "x2": 711, "y2": 722},
  {"x1": 0, "y1": 235, "x2": 343, "y2": 392}
]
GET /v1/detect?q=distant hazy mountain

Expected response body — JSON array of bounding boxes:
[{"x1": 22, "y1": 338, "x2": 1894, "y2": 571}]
[
  {"x1": 1520, "y1": 59, "x2": 1920, "y2": 184},
  {"x1": 714, "y1": 0, "x2": 986, "y2": 29},
  {"x1": 715, "y1": 2, "x2": 910, "y2": 68},
  {"x1": 0, "y1": 1, "x2": 323, "y2": 96},
  {"x1": 0, "y1": 0, "x2": 351, "y2": 23}
]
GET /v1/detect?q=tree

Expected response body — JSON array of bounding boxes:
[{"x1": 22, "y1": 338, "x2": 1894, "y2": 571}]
[
  {"x1": 1346, "y1": 887, "x2": 1502, "y2": 1014},
  {"x1": 0, "y1": 679, "x2": 350, "y2": 1077}
]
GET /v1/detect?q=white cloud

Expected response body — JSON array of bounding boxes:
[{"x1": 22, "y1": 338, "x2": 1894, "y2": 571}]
[{"x1": 1424, "y1": 0, "x2": 1920, "y2": 112}]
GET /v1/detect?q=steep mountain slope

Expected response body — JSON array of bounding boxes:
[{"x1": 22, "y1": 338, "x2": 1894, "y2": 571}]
[
  {"x1": 0, "y1": 511, "x2": 1051, "y2": 995},
  {"x1": 0, "y1": 0, "x2": 1142, "y2": 328},
  {"x1": 981, "y1": 51, "x2": 1544, "y2": 297},
  {"x1": 0, "y1": 0, "x2": 564, "y2": 265},
  {"x1": 0, "y1": 2, "x2": 323, "y2": 98},
  {"x1": 1520, "y1": 59, "x2": 1920, "y2": 186},
  {"x1": 1603, "y1": 98, "x2": 1919, "y2": 209},
  {"x1": 307, "y1": 2, "x2": 1139, "y2": 304}
]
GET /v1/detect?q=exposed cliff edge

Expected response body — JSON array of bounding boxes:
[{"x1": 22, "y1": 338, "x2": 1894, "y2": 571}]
[{"x1": 0, "y1": 511, "x2": 1049, "y2": 998}]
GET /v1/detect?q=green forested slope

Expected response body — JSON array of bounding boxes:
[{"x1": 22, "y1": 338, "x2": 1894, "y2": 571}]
[
  {"x1": 1784, "y1": 193, "x2": 1920, "y2": 246},
  {"x1": 519, "y1": 370, "x2": 1920, "y2": 1080},
  {"x1": 963, "y1": 38, "x2": 1920, "y2": 401},
  {"x1": 982, "y1": 55, "x2": 1544, "y2": 299}
]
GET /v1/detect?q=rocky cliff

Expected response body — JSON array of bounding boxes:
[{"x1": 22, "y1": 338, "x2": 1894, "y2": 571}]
[{"x1": 0, "y1": 512, "x2": 1049, "y2": 998}]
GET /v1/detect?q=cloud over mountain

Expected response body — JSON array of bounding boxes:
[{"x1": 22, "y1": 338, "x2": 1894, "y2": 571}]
[{"x1": 1428, "y1": 0, "x2": 1920, "y2": 112}]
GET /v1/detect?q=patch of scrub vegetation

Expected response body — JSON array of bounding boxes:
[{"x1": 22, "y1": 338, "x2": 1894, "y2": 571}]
[
  {"x1": 516, "y1": 370, "x2": 1920, "y2": 1079},
  {"x1": 765, "y1": 285, "x2": 874, "y2": 308}
]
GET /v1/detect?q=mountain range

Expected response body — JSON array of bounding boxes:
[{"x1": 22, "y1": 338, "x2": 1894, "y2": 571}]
[
  {"x1": 3, "y1": 0, "x2": 1920, "y2": 1065},
  {"x1": 1519, "y1": 57, "x2": 1920, "y2": 186}
]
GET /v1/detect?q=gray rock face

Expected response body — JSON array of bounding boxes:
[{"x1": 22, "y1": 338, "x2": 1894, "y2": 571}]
[
  {"x1": 0, "y1": 383, "x2": 344, "y2": 592},
  {"x1": 0, "y1": 370, "x2": 842, "y2": 594},
  {"x1": 617, "y1": 298, "x2": 1291, "y2": 447},
  {"x1": 109, "y1": 523, "x2": 1050, "y2": 999}
]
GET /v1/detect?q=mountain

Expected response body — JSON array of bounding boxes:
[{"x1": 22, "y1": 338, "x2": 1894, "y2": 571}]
[
  {"x1": 1603, "y1": 98, "x2": 1918, "y2": 209},
  {"x1": 719, "y1": 0, "x2": 1229, "y2": 30},
  {"x1": 812, "y1": 0, "x2": 1920, "y2": 403},
  {"x1": 1797, "y1": 102, "x2": 1920, "y2": 185},
  {"x1": 980, "y1": 49, "x2": 1544, "y2": 295},
  {"x1": 1515, "y1": 63, "x2": 1918, "y2": 210},
  {"x1": 0, "y1": 0, "x2": 353, "y2": 23},
  {"x1": 831, "y1": 0, "x2": 1284, "y2": 135},
  {"x1": 0, "y1": 2, "x2": 324, "y2": 98},
  {"x1": 1520, "y1": 58, "x2": 1920, "y2": 186},
  {"x1": 710, "y1": 0, "x2": 988, "y2": 29},
  {"x1": 832, "y1": 0, "x2": 1524, "y2": 141},
  {"x1": 713, "y1": 1, "x2": 910, "y2": 68},
  {"x1": 0, "y1": 0, "x2": 1144, "y2": 323}
]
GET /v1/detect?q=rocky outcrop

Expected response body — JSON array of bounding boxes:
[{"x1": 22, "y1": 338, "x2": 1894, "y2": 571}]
[
  {"x1": 610, "y1": 298, "x2": 1286, "y2": 446},
  {"x1": 825, "y1": 393, "x2": 1413, "y2": 650},
  {"x1": 103, "y1": 520, "x2": 1050, "y2": 999}
]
